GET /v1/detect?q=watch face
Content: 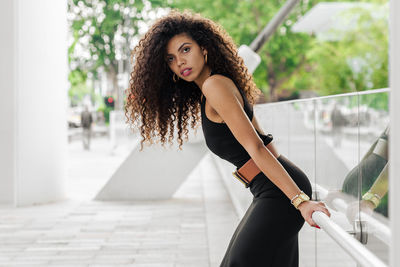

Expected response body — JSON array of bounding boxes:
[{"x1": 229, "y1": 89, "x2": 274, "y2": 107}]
[{"x1": 300, "y1": 194, "x2": 309, "y2": 201}]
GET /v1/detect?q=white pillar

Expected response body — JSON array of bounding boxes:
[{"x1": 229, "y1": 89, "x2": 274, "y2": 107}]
[
  {"x1": 389, "y1": 0, "x2": 400, "y2": 266},
  {"x1": 0, "y1": 0, "x2": 16, "y2": 204},
  {"x1": 0, "y1": 0, "x2": 68, "y2": 206}
]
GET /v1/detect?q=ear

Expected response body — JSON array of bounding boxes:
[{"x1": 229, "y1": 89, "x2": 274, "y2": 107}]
[{"x1": 201, "y1": 47, "x2": 208, "y2": 56}]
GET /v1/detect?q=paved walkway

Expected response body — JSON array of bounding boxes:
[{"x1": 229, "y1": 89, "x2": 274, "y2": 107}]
[
  {"x1": 0, "y1": 136, "x2": 238, "y2": 267},
  {"x1": 0, "y1": 132, "x2": 382, "y2": 266}
]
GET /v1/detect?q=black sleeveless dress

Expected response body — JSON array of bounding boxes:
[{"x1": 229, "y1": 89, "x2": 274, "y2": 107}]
[{"x1": 200, "y1": 72, "x2": 312, "y2": 267}]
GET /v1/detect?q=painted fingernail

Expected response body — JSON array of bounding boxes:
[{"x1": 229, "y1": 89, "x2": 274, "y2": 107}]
[{"x1": 316, "y1": 226, "x2": 320, "y2": 229}]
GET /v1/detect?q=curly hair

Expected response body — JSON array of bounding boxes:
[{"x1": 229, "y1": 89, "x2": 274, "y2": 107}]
[{"x1": 125, "y1": 9, "x2": 261, "y2": 150}]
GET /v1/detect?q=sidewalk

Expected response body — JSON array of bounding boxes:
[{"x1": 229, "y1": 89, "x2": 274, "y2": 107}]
[
  {"x1": 0, "y1": 136, "x2": 238, "y2": 267},
  {"x1": 0, "y1": 134, "x2": 367, "y2": 267}
]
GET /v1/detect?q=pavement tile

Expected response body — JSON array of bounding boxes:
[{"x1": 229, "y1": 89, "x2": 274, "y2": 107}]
[{"x1": 0, "y1": 136, "x2": 359, "y2": 267}]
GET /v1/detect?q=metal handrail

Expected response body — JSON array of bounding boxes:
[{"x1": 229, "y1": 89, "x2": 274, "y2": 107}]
[
  {"x1": 257, "y1": 87, "x2": 389, "y2": 107},
  {"x1": 315, "y1": 184, "x2": 391, "y2": 245},
  {"x1": 312, "y1": 211, "x2": 387, "y2": 267}
]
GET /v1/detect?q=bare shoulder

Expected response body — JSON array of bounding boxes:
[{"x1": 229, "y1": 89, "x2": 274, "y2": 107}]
[
  {"x1": 200, "y1": 74, "x2": 263, "y2": 155},
  {"x1": 203, "y1": 74, "x2": 235, "y2": 90},
  {"x1": 202, "y1": 74, "x2": 238, "y2": 102}
]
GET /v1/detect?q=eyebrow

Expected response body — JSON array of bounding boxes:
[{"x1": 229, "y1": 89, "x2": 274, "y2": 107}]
[{"x1": 166, "y1": 42, "x2": 192, "y2": 56}]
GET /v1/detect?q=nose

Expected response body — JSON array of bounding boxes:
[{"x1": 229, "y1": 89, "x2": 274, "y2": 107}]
[{"x1": 176, "y1": 55, "x2": 185, "y2": 67}]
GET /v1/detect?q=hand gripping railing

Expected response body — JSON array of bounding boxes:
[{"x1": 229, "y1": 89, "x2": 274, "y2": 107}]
[{"x1": 312, "y1": 211, "x2": 387, "y2": 267}]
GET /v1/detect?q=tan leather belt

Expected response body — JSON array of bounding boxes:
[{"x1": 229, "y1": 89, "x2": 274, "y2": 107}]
[{"x1": 232, "y1": 157, "x2": 261, "y2": 188}]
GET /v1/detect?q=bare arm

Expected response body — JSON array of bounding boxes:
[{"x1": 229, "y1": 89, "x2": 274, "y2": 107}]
[
  {"x1": 202, "y1": 75, "x2": 330, "y2": 226},
  {"x1": 202, "y1": 76, "x2": 300, "y2": 200}
]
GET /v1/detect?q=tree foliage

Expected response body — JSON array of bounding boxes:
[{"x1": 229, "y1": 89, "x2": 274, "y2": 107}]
[
  {"x1": 69, "y1": 0, "x2": 149, "y2": 74},
  {"x1": 289, "y1": 2, "x2": 389, "y2": 96},
  {"x1": 169, "y1": 0, "x2": 319, "y2": 102},
  {"x1": 68, "y1": 69, "x2": 92, "y2": 106},
  {"x1": 67, "y1": 0, "x2": 168, "y2": 108},
  {"x1": 68, "y1": 0, "x2": 389, "y2": 105},
  {"x1": 169, "y1": 0, "x2": 389, "y2": 100}
]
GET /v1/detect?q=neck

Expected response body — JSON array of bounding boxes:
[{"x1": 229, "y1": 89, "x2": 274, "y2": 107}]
[{"x1": 194, "y1": 66, "x2": 212, "y2": 89}]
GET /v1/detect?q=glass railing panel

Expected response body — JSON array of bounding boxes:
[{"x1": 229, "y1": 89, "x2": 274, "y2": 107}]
[
  {"x1": 315, "y1": 96, "x2": 360, "y2": 191},
  {"x1": 256, "y1": 103, "x2": 290, "y2": 156},
  {"x1": 288, "y1": 100, "x2": 317, "y2": 267},
  {"x1": 288, "y1": 100, "x2": 316, "y2": 185},
  {"x1": 315, "y1": 95, "x2": 360, "y2": 267},
  {"x1": 357, "y1": 90, "x2": 389, "y2": 265},
  {"x1": 254, "y1": 90, "x2": 389, "y2": 266},
  {"x1": 254, "y1": 103, "x2": 275, "y2": 135}
]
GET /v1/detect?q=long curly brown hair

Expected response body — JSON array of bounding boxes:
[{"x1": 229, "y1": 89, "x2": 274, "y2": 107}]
[{"x1": 125, "y1": 9, "x2": 261, "y2": 150}]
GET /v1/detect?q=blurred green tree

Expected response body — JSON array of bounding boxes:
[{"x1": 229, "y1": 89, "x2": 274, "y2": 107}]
[
  {"x1": 170, "y1": 0, "x2": 388, "y2": 100},
  {"x1": 288, "y1": 3, "x2": 389, "y2": 96},
  {"x1": 67, "y1": 0, "x2": 167, "y2": 108},
  {"x1": 68, "y1": 0, "x2": 388, "y2": 104},
  {"x1": 68, "y1": 69, "x2": 92, "y2": 106},
  {"x1": 169, "y1": 0, "x2": 319, "y2": 102}
]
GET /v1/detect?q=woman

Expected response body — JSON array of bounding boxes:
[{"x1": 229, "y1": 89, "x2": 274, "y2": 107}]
[{"x1": 125, "y1": 9, "x2": 331, "y2": 267}]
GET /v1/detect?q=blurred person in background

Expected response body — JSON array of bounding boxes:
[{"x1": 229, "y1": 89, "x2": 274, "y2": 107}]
[
  {"x1": 331, "y1": 102, "x2": 346, "y2": 147},
  {"x1": 81, "y1": 105, "x2": 93, "y2": 150}
]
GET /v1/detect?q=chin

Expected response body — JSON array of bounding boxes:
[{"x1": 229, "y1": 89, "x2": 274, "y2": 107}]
[{"x1": 181, "y1": 76, "x2": 196, "y2": 82}]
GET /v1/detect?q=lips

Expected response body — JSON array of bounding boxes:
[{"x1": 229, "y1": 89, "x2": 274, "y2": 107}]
[{"x1": 180, "y1": 68, "x2": 192, "y2": 76}]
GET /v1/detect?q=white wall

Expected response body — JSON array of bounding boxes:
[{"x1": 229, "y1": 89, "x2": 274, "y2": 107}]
[
  {"x1": 0, "y1": 0, "x2": 16, "y2": 204},
  {"x1": 0, "y1": 0, "x2": 68, "y2": 206}
]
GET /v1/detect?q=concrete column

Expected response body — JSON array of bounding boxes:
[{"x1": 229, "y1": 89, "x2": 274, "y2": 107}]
[
  {"x1": 0, "y1": 0, "x2": 68, "y2": 206},
  {"x1": 389, "y1": 0, "x2": 399, "y2": 266}
]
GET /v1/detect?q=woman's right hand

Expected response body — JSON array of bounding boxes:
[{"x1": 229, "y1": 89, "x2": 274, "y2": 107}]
[{"x1": 297, "y1": 200, "x2": 331, "y2": 228}]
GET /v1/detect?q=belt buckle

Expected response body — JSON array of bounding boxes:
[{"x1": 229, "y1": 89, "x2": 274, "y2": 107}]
[{"x1": 232, "y1": 170, "x2": 250, "y2": 188}]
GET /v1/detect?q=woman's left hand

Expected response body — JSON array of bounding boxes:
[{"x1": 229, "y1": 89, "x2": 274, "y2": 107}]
[{"x1": 297, "y1": 200, "x2": 331, "y2": 228}]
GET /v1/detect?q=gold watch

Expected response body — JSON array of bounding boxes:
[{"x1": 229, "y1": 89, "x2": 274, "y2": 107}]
[
  {"x1": 362, "y1": 191, "x2": 381, "y2": 208},
  {"x1": 291, "y1": 191, "x2": 310, "y2": 209}
]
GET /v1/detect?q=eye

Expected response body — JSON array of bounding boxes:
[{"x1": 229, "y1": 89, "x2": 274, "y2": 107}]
[
  {"x1": 167, "y1": 57, "x2": 173, "y2": 63},
  {"x1": 183, "y1": 47, "x2": 190, "y2": 52}
]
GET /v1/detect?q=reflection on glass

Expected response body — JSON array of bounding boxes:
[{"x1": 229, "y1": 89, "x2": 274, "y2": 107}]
[
  {"x1": 357, "y1": 92, "x2": 389, "y2": 264},
  {"x1": 342, "y1": 126, "x2": 389, "y2": 218},
  {"x1": 358, "y1": 92, "x2": 389, "y2": 219},
  {"x1": 323, "y1": 92, "x2": 389, "y2": 264},
  {"x1": 255, "y1": 91, "x2": 389, "y2": 265}
]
